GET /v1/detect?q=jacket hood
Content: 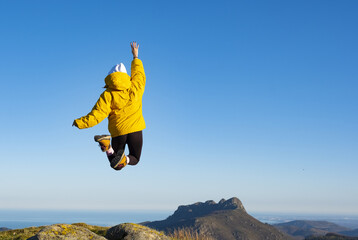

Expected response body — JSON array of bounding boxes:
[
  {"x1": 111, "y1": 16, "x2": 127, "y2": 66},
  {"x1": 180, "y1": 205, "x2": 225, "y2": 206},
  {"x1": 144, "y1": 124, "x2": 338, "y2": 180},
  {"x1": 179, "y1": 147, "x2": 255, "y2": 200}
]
[{"x1": 104, "y1": 72, "x2": 131, "y2": 90}]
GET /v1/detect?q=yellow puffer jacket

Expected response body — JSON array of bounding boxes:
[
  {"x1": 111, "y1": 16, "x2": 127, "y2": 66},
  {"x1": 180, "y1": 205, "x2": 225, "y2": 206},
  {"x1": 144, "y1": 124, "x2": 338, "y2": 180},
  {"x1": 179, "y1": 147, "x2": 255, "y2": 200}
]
[{"x1": 74, "y1": 58, "x2": 146, "y2": 137}]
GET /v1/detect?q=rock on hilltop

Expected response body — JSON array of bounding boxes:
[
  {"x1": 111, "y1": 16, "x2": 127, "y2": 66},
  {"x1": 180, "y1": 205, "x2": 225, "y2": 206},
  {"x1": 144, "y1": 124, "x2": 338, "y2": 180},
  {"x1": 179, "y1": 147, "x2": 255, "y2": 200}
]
[
  {"x1": 27, "y1": 224, "x2": 106, "y2": 240},
  {"x1": 106, "y1": 223, "x2": 170, "y2": 240}
]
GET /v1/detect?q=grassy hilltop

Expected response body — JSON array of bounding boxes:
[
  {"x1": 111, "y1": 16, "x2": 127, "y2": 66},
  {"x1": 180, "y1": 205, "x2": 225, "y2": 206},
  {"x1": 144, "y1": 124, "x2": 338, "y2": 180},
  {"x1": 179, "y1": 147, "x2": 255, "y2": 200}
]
[
  {"x1": 0, "y1": 223, "x2": 213, "y2": 240},
  {"x1": 0, "y1": 223, "x2": 109, "y2": 240}
]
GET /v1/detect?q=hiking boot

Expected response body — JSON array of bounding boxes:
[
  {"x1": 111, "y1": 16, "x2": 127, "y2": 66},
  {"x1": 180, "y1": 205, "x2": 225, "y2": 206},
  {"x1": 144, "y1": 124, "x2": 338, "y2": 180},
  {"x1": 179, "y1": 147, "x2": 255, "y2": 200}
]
[
  {"x1": 110, "y1": 149, "x2": 127, "y2": 170},
  {"x1": 94, "y1": 135, "x2": 111, "y2": 152}
]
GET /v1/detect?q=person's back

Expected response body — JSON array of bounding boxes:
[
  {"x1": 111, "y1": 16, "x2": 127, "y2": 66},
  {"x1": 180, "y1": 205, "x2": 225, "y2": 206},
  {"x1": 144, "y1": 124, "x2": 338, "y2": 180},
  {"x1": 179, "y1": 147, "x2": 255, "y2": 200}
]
[
  {"x1": 73, "y1": 42, "x2": 145, "y2": 171},
  {"x1": 106, "y1": 58, "x2": 146, "y2": 137}
]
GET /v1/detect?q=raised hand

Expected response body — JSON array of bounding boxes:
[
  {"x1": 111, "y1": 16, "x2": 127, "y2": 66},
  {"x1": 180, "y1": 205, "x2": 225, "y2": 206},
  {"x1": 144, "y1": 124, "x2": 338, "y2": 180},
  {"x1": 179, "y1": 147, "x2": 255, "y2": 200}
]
[{"x1": 130, "y1": 41, "x2": 139, "y2": 59}]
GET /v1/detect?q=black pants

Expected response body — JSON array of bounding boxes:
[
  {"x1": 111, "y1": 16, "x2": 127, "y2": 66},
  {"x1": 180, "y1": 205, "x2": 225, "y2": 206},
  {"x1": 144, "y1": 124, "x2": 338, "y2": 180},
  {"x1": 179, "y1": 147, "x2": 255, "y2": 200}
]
[{"x1": 108, "y1": 131, "x2": 143, "y2": 165}]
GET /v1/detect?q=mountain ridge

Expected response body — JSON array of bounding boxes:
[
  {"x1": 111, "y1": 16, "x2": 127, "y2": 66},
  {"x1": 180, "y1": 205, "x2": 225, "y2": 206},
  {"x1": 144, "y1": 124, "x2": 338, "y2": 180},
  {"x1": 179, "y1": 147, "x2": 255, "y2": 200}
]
[
  {"x1": 274, "y1": 220, "x2": 354, "y2": 239},
  {"x1": 143, "y1": 197, "x2": 293, "y2": 240}
]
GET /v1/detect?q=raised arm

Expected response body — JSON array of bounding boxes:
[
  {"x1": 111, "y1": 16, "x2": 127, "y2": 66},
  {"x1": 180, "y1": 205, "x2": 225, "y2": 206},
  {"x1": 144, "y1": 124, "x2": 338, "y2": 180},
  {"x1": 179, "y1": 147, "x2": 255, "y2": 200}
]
[{"x1": 130, "y1": 42, "x2": 146, "y2": 94}]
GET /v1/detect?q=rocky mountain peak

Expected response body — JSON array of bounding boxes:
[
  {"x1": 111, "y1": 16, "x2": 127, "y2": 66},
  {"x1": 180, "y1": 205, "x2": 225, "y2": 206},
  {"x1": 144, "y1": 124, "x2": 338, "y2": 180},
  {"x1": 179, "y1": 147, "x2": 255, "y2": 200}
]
[
  {"x1": 167, "y1": 197, "x2": 246, "y2": 221},
  {"x1": 144, "y1": 197, "x2": 292, "y2": 240},
  {"x1": 221, "y1": 197, "x2": 245, "y2": 210}
]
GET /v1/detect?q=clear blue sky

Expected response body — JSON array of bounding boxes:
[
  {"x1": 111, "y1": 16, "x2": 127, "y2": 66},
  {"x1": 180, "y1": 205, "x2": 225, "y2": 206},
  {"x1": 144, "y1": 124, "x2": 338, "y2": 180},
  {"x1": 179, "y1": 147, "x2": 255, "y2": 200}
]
[{"x1": 0, "y1": 0, "x2": 357, "y2": 215}]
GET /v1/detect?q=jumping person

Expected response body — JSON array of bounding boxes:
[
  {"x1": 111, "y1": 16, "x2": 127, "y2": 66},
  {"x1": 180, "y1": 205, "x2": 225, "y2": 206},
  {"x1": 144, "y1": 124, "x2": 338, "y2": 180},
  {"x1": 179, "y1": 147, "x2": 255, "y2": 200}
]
[{"x1": 72, "y1": 42, "x2": 146, "y2": 171}]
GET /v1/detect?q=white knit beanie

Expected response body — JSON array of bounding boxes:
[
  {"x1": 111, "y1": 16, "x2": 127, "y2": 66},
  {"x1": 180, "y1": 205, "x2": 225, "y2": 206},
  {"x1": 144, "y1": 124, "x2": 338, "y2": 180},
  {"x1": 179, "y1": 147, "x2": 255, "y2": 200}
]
[{"x1": 108, "y1": 63, "x2": 127, "y2": 75}]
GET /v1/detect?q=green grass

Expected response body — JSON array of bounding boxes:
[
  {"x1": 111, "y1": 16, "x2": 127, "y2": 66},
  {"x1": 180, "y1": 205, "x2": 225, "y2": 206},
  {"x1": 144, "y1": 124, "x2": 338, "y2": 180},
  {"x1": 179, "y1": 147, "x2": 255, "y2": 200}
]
[{"x1": 0, "y1": 226, "x2": 43, "y2": 240}]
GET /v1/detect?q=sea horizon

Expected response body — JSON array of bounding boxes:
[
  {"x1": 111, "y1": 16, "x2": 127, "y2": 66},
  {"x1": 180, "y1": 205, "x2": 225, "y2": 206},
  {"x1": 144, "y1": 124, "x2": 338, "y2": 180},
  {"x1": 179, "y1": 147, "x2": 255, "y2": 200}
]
[
  {"x1": 1, "y1": 209, "x2": 358, "y2": 230},
  {"x1": 0, "y1": 209, "x2": 171, "y2": 230}
]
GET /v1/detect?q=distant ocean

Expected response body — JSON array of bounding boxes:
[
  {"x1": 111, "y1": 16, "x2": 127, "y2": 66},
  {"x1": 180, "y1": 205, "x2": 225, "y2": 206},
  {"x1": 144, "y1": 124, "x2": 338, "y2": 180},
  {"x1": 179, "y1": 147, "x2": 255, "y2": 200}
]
[
  {"x1": 0, "y1": 209, "x2": 171, "y2": 230},
  {"x1": 1, "y1": 209, "x2": 358, "y2": 230}
]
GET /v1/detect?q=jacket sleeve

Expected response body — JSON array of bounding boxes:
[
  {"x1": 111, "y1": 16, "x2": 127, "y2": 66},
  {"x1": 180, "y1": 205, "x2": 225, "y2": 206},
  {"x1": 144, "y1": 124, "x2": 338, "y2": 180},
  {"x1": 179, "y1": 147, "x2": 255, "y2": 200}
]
[
  {"x1": 130, "y1": 58, "x2": 146, "y2": 95},
  {"x1": 74, "y1": 91, "x2": 112, "y2": 129}
]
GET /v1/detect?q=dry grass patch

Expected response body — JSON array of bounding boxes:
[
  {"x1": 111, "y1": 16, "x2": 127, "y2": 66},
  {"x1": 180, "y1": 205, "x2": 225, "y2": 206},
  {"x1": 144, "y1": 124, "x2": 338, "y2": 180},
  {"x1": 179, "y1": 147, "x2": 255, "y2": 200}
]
[{"x1": 168, "y1": 227, "x2": 215, "y2": 240}]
